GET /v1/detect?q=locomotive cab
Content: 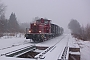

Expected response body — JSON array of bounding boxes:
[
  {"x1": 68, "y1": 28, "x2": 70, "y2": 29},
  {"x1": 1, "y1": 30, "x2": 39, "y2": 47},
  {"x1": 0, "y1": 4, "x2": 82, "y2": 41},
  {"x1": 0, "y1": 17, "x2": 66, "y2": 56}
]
[{"x1": 36, "y1": 18, "x2": 51, "y2": 33}]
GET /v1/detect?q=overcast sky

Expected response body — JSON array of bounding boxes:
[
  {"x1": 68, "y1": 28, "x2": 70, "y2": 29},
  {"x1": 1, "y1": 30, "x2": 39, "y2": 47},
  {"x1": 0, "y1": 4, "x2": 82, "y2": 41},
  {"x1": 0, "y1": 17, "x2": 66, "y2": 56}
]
[{"x1": 1, "y1": 0, "x2": 90, "y2": 32}]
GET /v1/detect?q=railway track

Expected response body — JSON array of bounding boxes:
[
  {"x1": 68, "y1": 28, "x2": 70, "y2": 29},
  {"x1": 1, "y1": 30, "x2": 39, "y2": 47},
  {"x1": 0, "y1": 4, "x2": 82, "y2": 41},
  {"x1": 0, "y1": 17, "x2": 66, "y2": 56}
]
[
  {"x1": 1, "y1": 45, "x2": 50, "y2": 58},
  {"x1": 1, "y1": 35, "x2": 78, "y2": 60},
  {"x1": 3, "y1": 35, "x2": 65, "y2": 58},
  {"x1": 0, "y1": 35, "x2": 81, "y2": 60}
]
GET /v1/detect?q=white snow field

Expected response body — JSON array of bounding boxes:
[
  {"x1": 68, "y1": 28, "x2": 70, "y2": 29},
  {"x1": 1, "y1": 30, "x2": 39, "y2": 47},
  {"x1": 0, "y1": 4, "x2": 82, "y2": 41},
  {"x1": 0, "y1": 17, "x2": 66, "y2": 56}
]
[
  {"x1": 77, "y1": 40, "x2": 90, "y2": 60},
  {"x1": 0, "y1": 34, "x2": 90, "y2": 60}
]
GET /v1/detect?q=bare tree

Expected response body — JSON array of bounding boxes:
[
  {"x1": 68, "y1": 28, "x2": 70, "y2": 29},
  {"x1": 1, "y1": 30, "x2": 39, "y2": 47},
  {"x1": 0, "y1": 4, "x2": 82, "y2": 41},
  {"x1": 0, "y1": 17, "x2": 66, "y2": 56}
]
[
  {"x1": 85, "y1": 24, "x2": 90, "y2": 40},
  {"x1": 0, "y1": 0, "x2": 6, "y2": 37},
  {"x1": 80, "y1": 24, "x2": 90, "y2": 41},
  {"x1": 0, "y1": 0, "x2": 6, "y2": 19}
]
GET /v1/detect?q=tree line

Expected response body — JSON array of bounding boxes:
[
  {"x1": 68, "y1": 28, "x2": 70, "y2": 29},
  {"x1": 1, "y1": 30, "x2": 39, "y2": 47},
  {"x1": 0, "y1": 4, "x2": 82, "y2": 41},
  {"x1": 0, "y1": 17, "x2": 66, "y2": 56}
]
[
  {"x1": 0, "y1": 13, "x2": 25, "y2": 33},
  {"x1": 0, "y1": 1, "x2": 28, "y2": 37},
  {"x1": 68, "y1": 19, "x2": 90, "y2": 41}
]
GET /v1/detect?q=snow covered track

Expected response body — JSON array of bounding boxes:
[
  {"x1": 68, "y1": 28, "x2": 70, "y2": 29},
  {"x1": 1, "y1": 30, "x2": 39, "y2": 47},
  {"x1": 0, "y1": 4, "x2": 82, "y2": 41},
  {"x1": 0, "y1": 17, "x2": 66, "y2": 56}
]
[
  {"x1": 0, "y1": 34, "x2": 81, "y2": 60},
  {"x1": 42, "y1": 35, "x2": 69, "y2": 60},
  {"x1": 4, "y1": 45, "x2": 35, "y2": 57}
]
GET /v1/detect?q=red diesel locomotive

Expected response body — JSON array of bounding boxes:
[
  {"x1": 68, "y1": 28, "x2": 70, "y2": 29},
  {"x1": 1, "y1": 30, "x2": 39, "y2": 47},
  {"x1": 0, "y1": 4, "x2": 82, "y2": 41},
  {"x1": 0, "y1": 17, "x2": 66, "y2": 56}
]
[{"x1": 25, "y1": 18, "x2": 63, "y2": 42}]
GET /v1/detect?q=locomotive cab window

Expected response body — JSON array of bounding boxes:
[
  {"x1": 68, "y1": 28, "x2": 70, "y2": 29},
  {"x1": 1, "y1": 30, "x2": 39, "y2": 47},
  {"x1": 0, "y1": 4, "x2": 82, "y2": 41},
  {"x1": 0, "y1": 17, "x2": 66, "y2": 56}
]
[
  {"x1": 36, "y1": 20, "x2": 41, "y2": 24},
  {"x1": 44, "y1": 21, "x2": 48, "y2": 24}
]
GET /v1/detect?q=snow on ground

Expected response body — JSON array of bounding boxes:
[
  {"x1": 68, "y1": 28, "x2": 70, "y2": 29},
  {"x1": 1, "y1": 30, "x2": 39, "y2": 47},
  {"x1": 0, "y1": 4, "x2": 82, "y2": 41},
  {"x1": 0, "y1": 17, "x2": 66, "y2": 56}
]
[
  {"x1": 0, "y1": 34, "x2": 67, "y2": 60},
  {"x1": 0, "y1": 34, "x2": 30, "y2": 50},
  {"x1": 0, "y1": 34, "x2": 90, "y2": 60},
  {"x1": 68, "y1": 34, "x2": 90, "y2": 60},
  {"x1": 77, "y1": 40, "x2": 90, "y2": 60}
]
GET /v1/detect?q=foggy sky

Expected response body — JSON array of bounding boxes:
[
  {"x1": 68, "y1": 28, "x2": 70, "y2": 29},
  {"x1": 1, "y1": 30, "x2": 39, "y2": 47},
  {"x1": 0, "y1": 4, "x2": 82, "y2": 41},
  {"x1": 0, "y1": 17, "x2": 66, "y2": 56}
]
[{"x1": 1, "y1": 0, "x2": 90, "y2": 32}]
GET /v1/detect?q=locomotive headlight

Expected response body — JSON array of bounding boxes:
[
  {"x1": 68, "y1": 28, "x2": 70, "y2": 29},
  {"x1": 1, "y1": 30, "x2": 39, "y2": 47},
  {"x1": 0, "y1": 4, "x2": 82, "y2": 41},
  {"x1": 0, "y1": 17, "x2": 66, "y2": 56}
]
[
  {"x1": 34, "y1": 23, "x2": 36, "y2": 25},
  {"x1": 29, "y1": 30, "x2": 31, "y2": 33},
  {"x1": 39, "y1": 31, "x2": 41, "y2": 33}
]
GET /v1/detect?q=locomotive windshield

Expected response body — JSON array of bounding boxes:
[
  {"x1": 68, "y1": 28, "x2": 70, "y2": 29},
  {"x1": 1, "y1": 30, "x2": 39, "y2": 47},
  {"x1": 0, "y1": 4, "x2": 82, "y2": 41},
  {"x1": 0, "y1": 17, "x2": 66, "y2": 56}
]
[
  {"x1": 36, "y1": 20, "x2": 50, "y2": 24},
  {"x1": 44, "y1": 21, "x2": 48, "y2": 24}
]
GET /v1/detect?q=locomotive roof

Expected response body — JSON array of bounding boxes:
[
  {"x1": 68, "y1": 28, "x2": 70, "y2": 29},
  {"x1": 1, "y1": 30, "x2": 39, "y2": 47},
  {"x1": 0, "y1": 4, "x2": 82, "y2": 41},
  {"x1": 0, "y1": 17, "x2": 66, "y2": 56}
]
[{"x1": 36, "y1": 18, "x2": 51, "y2": 21}]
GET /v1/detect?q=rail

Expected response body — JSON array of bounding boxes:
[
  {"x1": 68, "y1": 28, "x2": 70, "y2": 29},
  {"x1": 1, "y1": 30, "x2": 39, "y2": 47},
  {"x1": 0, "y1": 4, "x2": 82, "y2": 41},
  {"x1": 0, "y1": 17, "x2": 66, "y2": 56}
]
[
  {"x1": 35, "y1": 35, "x2": 66, "y2": 59},
  {"x1": 1, "y1": 45, "x2": 36, "y2": 57},
  {"x1": 57, "y1": 36, "x2": 69, "y2": 60}
]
